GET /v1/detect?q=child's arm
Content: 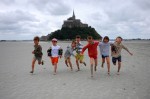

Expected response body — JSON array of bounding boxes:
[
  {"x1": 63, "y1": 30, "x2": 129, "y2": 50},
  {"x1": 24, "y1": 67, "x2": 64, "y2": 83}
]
[
  {"x1": 122, "y1": 45, "x2": 133, "y2": 56},
  {"x1": 81, "y1": 44, "x2": 89, "y2": 54},
  {"x1": 58, "y1": 48, "x2": 63, "y2": 58},
  {"x1": 68, "y1": 48, "x2": 75, "y2": 57}
]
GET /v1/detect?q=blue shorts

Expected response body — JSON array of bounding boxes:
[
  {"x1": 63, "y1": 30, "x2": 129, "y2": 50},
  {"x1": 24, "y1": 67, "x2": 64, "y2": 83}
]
[
  {"x1": 112, "y1": 56, "x2": 121, "y2": 64},
  {"x1": 102, "y1": 55, "x2": 109, "y2": 58}
]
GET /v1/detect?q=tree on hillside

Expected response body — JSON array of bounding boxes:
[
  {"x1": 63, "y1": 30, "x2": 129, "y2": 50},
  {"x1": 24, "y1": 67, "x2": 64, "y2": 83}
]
[{"x1": 47, "y1": 27, "x2": 102, "y2": 40}]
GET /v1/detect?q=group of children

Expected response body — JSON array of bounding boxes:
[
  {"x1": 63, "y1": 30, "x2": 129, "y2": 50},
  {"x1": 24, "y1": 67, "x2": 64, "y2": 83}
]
[{"x1": 30, "y1": 35, "x2": 133, "y2": 77}]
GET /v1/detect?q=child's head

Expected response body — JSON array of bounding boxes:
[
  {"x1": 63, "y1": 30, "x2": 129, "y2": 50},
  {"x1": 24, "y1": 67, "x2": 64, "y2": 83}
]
[
  {"x1": 103, "y1": 36, "x2": 109, "y2": 43},
  {"x1": 71, "y1": 40, "x2": 76, "y2": 48},
  {"x1": 33, "y1": 36, "x2": 40, "y2": 45},
  {"x1": 115, "y1": 36, "x2": 123, "y2": 44},
  {"x1": 52, "y1": 38, "x2": 57, "y2": 46},
  {"x1": 87, "y1": 36, "x2": 93, "y2": 44},
  {"x1": 76, "y1": 35, "x2": 81, "y2": 43}
]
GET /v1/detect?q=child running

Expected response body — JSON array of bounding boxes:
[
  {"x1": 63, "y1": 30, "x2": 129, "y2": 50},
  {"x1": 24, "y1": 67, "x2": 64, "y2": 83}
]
[
  {"x1": 47, "y1": 38, "x2": 63, "y2": 75},
  {"x1": 64, "y1": 40, "x2": 76, "y2": 71},
  {"x1": 81, "y1": 36, "x2": 99, "y2": 77},
  {"x1": 30, "y1": 36, "x2": 44, "y2": 74},
  {"x1": 75, "y1": 35, "x2": 86, "y2": 71},
  {"x1": 111, "y1": 36, "x2": 133, "y2": 75},
  {"x1": 99, "y1": 36, "x2": 113, "y2": 75}
]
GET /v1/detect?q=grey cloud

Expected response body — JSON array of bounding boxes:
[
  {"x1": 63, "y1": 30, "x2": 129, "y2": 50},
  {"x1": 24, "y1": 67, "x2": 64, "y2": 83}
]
[
  {"x1": 0, "y1": 0, "x2": 15, "y2": 5},
  {"x1": 30, "y1": 0, "x2": 71, "y2": 15},
  {"x1": 0, "y1": 10, "x2": 39, "y2": 34},
  {"x1": 133, "y1": 0, "x2": 150, "y2": 10}
]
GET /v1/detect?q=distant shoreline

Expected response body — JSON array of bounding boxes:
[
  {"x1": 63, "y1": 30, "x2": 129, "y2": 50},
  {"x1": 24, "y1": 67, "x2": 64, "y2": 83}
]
[{"x1": 0, "y1": 39, "x2": 150, "y2": 42}]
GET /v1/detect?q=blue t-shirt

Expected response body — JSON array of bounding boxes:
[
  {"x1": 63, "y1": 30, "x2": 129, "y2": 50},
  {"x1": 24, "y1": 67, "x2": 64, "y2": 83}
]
[{"x1": 99, "y1": 42, "x2": 113, "y2": 56}]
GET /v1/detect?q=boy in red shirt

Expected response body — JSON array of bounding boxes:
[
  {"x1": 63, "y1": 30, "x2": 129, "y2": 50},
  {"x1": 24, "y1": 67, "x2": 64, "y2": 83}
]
[{"x1": 81, "y1": 36, "x2": 99, "y2": 77}]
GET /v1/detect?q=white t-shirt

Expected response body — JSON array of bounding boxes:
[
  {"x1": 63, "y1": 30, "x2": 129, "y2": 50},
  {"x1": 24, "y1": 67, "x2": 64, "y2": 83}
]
[{"x1": 51, "y1": 45, "x2": 61, "y2": 57}]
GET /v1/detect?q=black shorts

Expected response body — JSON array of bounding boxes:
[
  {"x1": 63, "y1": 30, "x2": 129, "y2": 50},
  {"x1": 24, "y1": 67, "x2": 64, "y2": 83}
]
[
  {"x1": 102, "y1": 55, "x2": 109, "y2": 58},
  {"x1": 112, "y1": 56, "x2": 121, "y2": 64}
]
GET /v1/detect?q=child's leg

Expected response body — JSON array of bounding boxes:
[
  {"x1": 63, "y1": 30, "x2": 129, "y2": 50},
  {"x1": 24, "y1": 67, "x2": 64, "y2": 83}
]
[
  {"x1": 101, "y1": 57, "x2": 105, "y2": 68},
  {"x1": 68, "y1": 58, "x2": 73, "y2": 71},
  {"x1": 106, "y1": 57, "x2": 110, "y2": 75},
  {"x1": 117, "y1": 62, "x2": 121, "y2": 74},
  {"x1": 65, "y1": 59, "x2": 69, "y2": 67},
  {"x1": 31, "y1": 58, "x2": 36, "y2": 73},
  {"x1": 112, "y1": 57, "x2": 116, "y2": 65},
  {"x1": 94, "y1": 58, "x2": 98, "y2": 71},
  {"x1": 76, "y1": 59, "x2": 80, "y2": 71},
  {"x1": 38, "y1": 57, "x2": 43, "y2": 65},
  {"x1": 90, "y1": 58, "x2": 94, "y2": 77},
  {"x1": 54, "y1": 63, "x2": 57, "y2": 75},
  {"x1": 79, "y1": 55, "x2": 86, "y2": 66},
  {"x1": 117, "y1": 56, "x2": 122, "y2": 75}
]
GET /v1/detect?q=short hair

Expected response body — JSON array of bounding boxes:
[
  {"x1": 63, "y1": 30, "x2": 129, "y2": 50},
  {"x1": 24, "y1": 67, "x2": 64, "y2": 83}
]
[
  {"x1": 87, "y1": 36, "x2": 93, "y2": 40},
  {"x1": 117, "y1": 36, "x2": 123, "y2": 41},
  {"x1": 103, "y1": 36, "x2": 109, "y2": 41},
  {"x1": 33, "y1": 36, "x2": 40, "y2": 41},
  {"x1": 76, "y1": 35, "x2": 81, "y2": 38},
  {"x1": 72, "y1": 40, "x2": 76, "y2": 44}
]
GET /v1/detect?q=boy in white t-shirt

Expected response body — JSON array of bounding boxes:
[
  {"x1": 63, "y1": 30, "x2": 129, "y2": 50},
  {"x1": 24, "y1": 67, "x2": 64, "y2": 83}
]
[{"x1": 47, "y1": 38, "x2": 62, "y2": 75}]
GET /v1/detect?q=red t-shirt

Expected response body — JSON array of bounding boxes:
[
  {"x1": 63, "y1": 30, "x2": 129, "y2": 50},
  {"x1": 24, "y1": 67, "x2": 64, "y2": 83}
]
[{"x1": 82, "y1": 41, "x2": 99, "y2": 59}]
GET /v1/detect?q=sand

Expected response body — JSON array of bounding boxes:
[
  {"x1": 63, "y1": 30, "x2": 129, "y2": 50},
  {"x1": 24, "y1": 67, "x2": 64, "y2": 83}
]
[{"x1": 0, "y1": 40, "x2": 150, "y2": 99}]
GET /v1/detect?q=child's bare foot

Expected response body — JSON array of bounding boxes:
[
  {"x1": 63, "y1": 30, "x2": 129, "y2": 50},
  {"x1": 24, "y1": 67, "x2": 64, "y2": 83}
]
[
  {"x1": 117, "y1": 72, "x2": 120, "y2": 75},
  {"x1": 71, "y1": 68, "x2": 73, "y2": 71},
  {"x1": 108, "y1": 72, "x2": 110, "y2": 76},
  {"x1": 53, "y1": 72, "x2": 57, "y2": 75},
  {"x1": 30, "y1": 71, "x2": 34, "y2": 73},
  {"x1": 76, "y1": 69, "x2": 80, "y2": 72}
]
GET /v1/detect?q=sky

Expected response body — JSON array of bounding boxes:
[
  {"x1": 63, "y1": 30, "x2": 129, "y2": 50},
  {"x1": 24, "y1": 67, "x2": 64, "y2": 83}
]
[{"x1": 0, "y1": 0, "x2": 150, "y2": 40}]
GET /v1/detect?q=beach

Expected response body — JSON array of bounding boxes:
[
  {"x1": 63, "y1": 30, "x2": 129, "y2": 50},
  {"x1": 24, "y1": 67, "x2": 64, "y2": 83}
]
[{"x1": 0, "y1": 40, "x2": 150, "y2": 99}]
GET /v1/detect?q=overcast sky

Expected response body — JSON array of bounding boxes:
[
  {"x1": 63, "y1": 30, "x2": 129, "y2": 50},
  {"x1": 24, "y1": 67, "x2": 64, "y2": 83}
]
[{"x1": 0, "y1": 0, "x2": 150, "y2": 40}]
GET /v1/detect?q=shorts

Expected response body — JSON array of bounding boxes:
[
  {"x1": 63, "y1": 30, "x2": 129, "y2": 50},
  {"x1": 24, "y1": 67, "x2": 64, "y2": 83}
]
[
  {"x1": 34, "y1": 56, "x2": 42, "y2": 63},
  {"x1": 64, "y1": 56, "x2": 71, "y2": 61},
  {"x1": 102, "y1": 55, "x2": 109, "y2": 58},
  {"x1": 51, "y1": 57, "x2": 59, "y2": 64},
  {"x1": 89, "y1": 55, "x2": 97, "y2": 59},
  {"x1": 76, "y1": 53, "x2": 84, "y2": 61},
  {"x1": 112, "y1": 56, "x2": 121, "y2": 64}
]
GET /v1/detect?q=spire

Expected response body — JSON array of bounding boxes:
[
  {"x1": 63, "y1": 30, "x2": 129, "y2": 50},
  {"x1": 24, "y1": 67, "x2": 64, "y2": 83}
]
[{"x1": 72, "y1": 10, "x2": 75, "y2": 19}]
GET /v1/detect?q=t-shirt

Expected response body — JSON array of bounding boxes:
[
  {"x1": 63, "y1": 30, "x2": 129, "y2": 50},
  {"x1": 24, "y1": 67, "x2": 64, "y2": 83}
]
[
  {"x1": 82, "y1": 41, "x2": 99, "y2": 57},
  {"x1": 111, "y1": 42, "x2": 129, "y2": 58},
  {"x1": 99, "y1": 42, "x2": 113, "y2": 56},
  {"x1": 51, "y1": 45, "x2": 61, "y2": 57},
  {"x1": 34, "y1": 45, "x2": 43, "y2": 57},
  {"x1": 76, "y1": 42, "x2": 83, "y2": 54},
  {"x1": 64, "y1": 46, "x2": 75, "y2": 58}
]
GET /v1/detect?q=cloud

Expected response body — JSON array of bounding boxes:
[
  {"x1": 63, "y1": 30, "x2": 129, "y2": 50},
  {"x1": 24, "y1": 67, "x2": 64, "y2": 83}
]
[
  {"x1": 0, "y1": 0, "x2": 150, "y2": 40},
  {"x1": 30, "y1": 0, "x2": 71, "y2": 16}
]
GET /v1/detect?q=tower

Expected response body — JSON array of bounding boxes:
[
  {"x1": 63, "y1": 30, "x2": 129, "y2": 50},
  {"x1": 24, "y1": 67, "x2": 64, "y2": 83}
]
[{"x1": 72, "y1": 10, "x2": 75, "y2": 20}]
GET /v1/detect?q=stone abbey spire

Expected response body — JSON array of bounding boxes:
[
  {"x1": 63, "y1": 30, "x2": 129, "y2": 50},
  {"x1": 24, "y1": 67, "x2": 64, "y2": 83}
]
[
  {"x1": 62, "y1": 10, "x2": 88, "y2": 28},
  {"x1": 72, "y1": 10, "x2": 75, "y2": 20}
]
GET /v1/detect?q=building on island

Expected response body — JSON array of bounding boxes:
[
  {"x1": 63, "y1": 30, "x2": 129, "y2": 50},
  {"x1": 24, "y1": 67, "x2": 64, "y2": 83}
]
[{"x1": 62, "y1": 11, "x2": 88, "y2": 28}]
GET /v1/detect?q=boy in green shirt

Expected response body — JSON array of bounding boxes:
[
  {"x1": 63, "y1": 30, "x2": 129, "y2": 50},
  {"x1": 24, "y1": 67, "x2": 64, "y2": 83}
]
[{"x1": 30, "y1": 36, "x2": 44, "y2": 74}]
